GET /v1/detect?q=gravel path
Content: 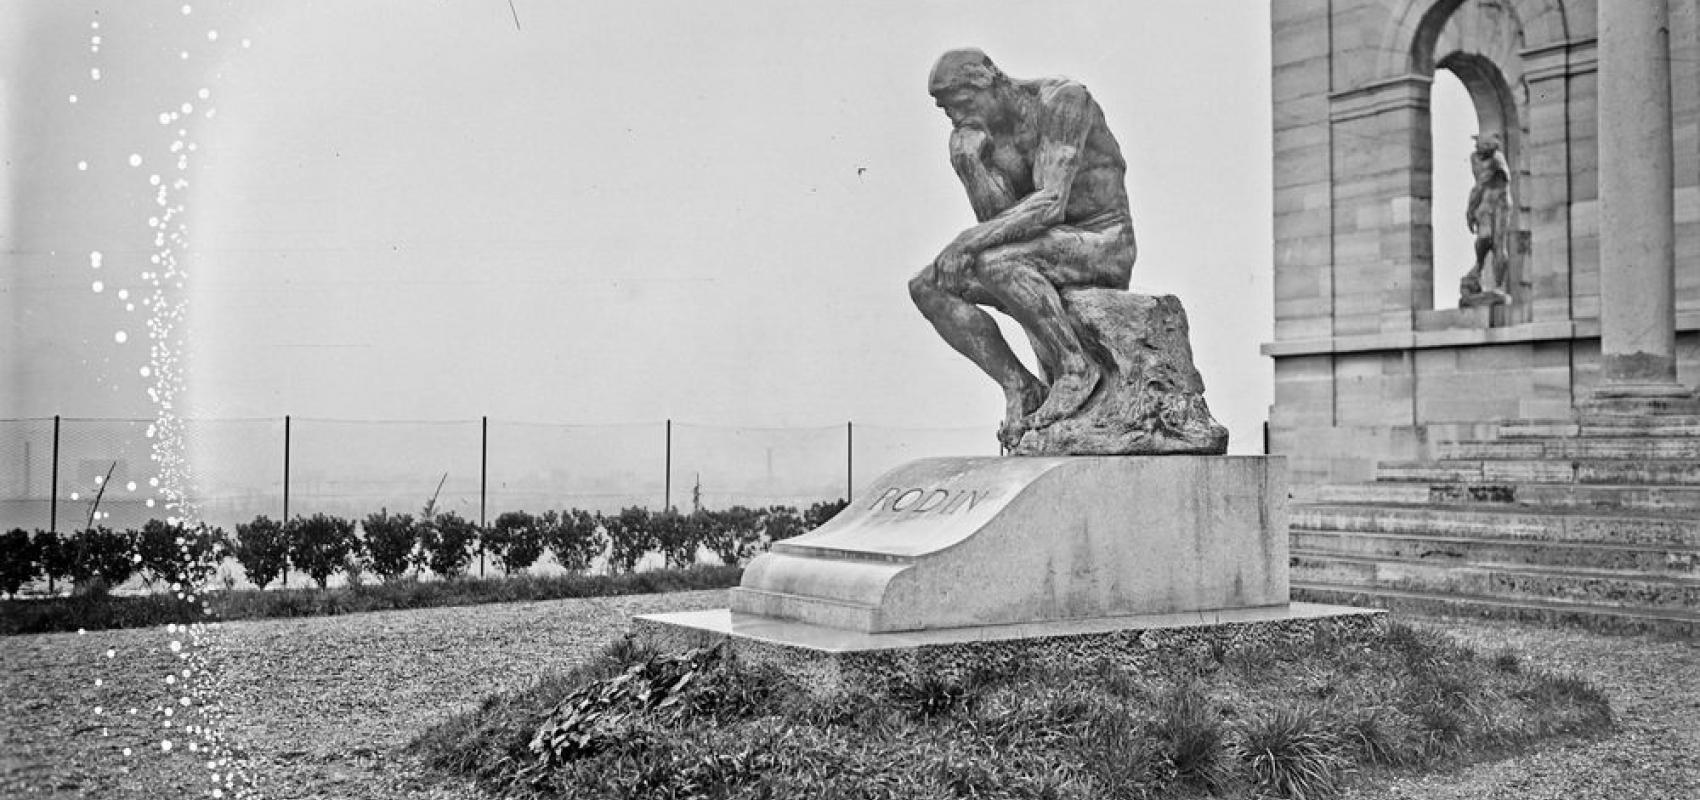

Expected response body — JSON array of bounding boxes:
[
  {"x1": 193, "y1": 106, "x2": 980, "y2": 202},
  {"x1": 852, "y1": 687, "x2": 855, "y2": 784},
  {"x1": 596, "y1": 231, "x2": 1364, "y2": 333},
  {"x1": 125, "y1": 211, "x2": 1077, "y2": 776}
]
[{"x1": 3, "y1": 595, "x2": 1696, "y2": 799}]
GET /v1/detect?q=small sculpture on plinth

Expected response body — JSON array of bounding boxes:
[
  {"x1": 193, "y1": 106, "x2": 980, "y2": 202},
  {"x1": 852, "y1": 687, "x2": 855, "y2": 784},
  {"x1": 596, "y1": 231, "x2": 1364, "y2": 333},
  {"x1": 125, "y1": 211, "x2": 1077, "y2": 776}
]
[
  {"x1": 907, "y1": 48, "x2": 1226, "y2": 456},
  {"x1": 1460, "y1": 132, "x2": 1513, "y2": 307}
]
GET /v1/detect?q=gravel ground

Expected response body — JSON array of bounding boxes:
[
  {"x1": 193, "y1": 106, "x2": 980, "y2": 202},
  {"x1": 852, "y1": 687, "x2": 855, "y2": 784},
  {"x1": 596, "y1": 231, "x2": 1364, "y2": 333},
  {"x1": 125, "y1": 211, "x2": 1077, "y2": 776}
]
[{"x1": 3, "y1": 593, "x2": 1696, "y2": 799}]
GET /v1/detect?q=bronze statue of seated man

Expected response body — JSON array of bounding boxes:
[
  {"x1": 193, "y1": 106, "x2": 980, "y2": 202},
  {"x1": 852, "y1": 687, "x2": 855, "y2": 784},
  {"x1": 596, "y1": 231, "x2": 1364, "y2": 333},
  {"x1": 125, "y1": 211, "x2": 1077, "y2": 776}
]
[{"x1": 907, "y1": 48, "x2": 1139, "y2": 450}]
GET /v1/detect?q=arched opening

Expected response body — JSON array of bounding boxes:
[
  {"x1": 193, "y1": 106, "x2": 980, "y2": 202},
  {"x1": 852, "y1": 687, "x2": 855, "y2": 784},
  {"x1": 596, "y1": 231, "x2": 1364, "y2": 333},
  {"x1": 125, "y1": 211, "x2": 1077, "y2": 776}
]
[
  {"x1": 1425, "y1": 51, "x2": 1522, "y2": 310},
  {"x1": 1430, "y1": 68, "x2": 1479, "y2": 309}
]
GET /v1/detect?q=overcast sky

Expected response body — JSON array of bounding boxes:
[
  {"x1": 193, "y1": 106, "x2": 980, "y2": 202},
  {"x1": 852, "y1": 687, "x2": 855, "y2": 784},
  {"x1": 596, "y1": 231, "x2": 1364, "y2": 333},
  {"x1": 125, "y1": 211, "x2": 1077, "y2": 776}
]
[{"x1": 6, "y1": 2, "x2": 1480, "y2": 465}]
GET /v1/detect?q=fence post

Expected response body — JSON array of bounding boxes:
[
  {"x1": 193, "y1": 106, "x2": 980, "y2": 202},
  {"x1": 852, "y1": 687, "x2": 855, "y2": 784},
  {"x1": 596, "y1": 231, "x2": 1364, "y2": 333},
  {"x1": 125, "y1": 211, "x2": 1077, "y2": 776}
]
[
  {"x1": 846, "y1": 420, "x2": 854, "y2": 501},
  {"x1": 48, "y1": 415, "x2": 60, "y2": 593},
  {"x1": 664, "y1": 419, "x2": 672, "y2": 512},
  {"x1": 479, "y1": 415, "x2": 488, "y2": 578},
  {"x1": 282, "y1": 414, "x2": 290, "y2": 587},
  {"x1": 49, "y1": 415, "x2": 60, "y2": 534}
]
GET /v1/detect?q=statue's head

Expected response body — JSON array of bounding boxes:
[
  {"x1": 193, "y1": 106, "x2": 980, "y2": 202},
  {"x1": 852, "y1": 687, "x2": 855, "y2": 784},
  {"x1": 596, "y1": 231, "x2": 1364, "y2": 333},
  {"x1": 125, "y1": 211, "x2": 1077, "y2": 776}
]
[
  {"x1": 1473, "y1": 131, "x2": 1501, "y2": 153},
  {"x1": 929, "y1": 48, "x2": 1009, "y2": 130}
]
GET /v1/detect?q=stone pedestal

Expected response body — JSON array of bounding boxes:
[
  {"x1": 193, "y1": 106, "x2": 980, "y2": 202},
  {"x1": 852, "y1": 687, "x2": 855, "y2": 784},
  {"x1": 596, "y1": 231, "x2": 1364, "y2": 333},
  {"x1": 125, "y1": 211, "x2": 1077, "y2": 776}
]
[
  {"x1": 729, "y1": 455, "x2": 1288, "y2": 633},
  {"x1": 639, "y1": 454, "x2": 1385, "y2": 687}
]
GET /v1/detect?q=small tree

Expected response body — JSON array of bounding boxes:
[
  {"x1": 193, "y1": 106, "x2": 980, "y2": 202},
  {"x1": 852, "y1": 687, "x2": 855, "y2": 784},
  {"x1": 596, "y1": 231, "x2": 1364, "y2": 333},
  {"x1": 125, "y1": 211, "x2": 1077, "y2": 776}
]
[
  {"x1": 136, "y1": 520, "x2": 229, "y2": 591},
  {"x1": 761, "y1": 505, "x2": 806, "y2": 545},
  {"x1": 136, "y1": 519, "x2": 180, "y2": 589},
  {"x1": 33, "y1": 531, "x2": 76, "y2": 594},
  {"x1": 703, "y1": 506, "x2": 764, "y2": 565},
  {"x1": 234, "y1": 516, "x2": 290, "y2": 590},
  {"x1": 804, "y1": 498, "x2": 850, "y2": 530},
  {"x1": 420, "y1": 510, "x2": 479, "y2": 580},
  {"x1": 68, "y1": 527, "x2": 138, "y2": 594},
  {"x1": 651, "y1": 509, "x2": 703, "y2": 569},
  {"x1": 0, "y1": 528, "x2": 38, "y2": 598},
  {"x1": 287, "y1": 514, "x2": 359, "y2": 589},
  {"x1": 485, "y1": 511, "x2": 548, "y2": 575},
  {"x1": 362, "y1": 510, "x2": 418, "y2": 582},
  {"x1": 545, "y1": 509, "x2": 603, "y2": 574},
  {"x1": 603, "y1": 506, "x2": 655, "y2": 573}
]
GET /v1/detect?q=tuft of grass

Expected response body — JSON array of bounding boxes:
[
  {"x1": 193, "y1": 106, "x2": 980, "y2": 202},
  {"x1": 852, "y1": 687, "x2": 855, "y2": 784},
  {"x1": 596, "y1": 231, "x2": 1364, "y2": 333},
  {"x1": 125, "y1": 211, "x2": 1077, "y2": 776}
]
[
  {"x1": 1338, "y1": 704, "x2": 1419, "y2": 767},
  {"x1": 1237, "y1": 705, "x2": 1353, "y2": 800},
  {"x1": 0, "y1": 564, "x2": 743, "y2": 635},
  {"x1": 1149, "y1": 681, "x2": 1234, "y2": 794}
]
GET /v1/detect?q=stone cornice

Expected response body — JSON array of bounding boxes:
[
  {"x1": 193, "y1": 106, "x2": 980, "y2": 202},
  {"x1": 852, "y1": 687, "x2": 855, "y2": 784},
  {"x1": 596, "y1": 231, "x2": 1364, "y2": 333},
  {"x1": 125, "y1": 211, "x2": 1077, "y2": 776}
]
[
  {"x1": 1521, "y1": 37, "x2": 1598, "y2": 82},
  {"x1": 1328, "y1": 74, "x2": 1431, "y2": 123},
  {"x1": 1261, "y1": 311, "x2": 1700, "y2": 358}
]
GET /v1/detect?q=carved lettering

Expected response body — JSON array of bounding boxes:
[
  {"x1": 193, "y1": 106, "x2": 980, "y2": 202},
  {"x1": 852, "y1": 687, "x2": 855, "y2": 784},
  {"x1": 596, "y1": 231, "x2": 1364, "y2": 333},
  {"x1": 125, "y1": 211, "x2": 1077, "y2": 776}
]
[
  {"x1": 868, "y1": 487, "x2": 902, "y2": 511},
  {"x1": 911, "y1": 489, "x2": 950, "y2": 513},
  {"x1": 889, "y1": 489, "x2": 926, "y2": 511},
  {"x1": 867, "y1": 486, "x2": 993, "y2": 515}
]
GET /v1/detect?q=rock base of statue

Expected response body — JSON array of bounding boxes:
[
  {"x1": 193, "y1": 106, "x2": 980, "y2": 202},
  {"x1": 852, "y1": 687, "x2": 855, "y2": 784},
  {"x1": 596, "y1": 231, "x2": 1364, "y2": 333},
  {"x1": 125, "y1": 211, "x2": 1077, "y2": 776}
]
[
  {"x1": 1458, "y1": 267, "x2": 1511, "y2": 307},
  {"x1": 726, "y1": 454, "x2": 1288, "y2": 633},
  {"x1": 1016, "y1": 289, "x2": 1227, "y2": 456}
]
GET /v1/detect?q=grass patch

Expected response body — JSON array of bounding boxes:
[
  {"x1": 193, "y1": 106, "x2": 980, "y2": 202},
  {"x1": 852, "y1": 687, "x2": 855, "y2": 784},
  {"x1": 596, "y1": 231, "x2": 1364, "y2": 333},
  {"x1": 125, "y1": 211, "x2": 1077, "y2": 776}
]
[
  {"x1": 0, "y1": 565, "x2": 742, "y2": 635},
  {"x1": 413, "y1": 622, "x2": 1613, "y2": 799}
]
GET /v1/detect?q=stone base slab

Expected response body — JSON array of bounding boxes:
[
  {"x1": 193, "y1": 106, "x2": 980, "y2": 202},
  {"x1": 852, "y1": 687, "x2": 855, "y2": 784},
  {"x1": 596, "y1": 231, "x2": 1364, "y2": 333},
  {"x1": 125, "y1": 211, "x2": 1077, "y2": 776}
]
[
  {"x1": 634, "y1": 604, "x2": 1385, "y2": 698},
  {"x1": 730, "y1": 456, "x2": 1288, "y2": 633},
  {"x1": 1580, "y1": 382, "x2": 1700, "y2": 415}
]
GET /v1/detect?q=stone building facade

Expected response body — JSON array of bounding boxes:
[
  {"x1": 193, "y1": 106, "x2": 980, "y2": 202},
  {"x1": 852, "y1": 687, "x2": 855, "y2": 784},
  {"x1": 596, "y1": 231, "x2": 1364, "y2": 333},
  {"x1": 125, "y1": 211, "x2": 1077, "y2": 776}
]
[{"x1": 1266, "y1": 0, "x2": 1700, "y2": 484}]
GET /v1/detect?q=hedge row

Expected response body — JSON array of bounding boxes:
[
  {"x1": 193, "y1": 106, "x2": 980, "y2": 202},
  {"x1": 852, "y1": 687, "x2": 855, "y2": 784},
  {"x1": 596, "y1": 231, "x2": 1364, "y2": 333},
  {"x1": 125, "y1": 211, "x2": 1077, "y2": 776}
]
[{"x1": 0, "y1": 500, "x2": 850, "y2": 598}]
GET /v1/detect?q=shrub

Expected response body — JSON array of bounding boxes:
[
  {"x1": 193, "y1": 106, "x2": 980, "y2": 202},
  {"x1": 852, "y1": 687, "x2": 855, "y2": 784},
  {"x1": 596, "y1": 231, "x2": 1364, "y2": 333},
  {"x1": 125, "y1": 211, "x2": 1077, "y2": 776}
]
[
  {"x1": 234, "y1": 516, "x2": 290, "y2": 590},
  {"x1": 603, "y1": 507, "x2": 655, "y2": 573},
  {"x1": 486, "y1": 511, "x2": 548, "y2": 575},
  {"x1": 362, "y1": 509, "x2": 419, "y2": 582},
  {"x1": 135, "y1": 519, "x2": 228, "y2": 591},
  {"x1": 0, "y1": 528, "x2": 38, "y2": 597},
  {"x1": 287, "y1": 513, "x2": 359, "y2": 589},
  {"x1": 760, "y1": 505, "x2": 805, "y2": 544},
  {"x1": 803, "y1": 498, "x2": 849, "y2": 530},
  {"x1": 703, "y1": 506, "x2": 764, "y2": 565},
  {"x1": 420, "y1": 510, "x2": 479, "y2": 580},
  {"x1": 545, "y1": 509, "x2": 604, "y2": 574}
]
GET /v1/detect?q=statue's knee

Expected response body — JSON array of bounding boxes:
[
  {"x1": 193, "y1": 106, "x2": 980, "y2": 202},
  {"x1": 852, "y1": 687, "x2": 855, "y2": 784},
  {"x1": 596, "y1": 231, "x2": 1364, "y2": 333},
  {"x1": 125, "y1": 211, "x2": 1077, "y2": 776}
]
[{"x1": 908, "y1": 270, "x2": 936, "y2": 305}]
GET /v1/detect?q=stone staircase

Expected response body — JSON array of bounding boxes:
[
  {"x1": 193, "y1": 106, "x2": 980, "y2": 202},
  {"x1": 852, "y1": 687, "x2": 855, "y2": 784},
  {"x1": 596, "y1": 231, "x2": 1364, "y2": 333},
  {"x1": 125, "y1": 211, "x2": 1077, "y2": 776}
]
[{"x1": 1289, "y1": 416, "x2": 1700, "y2": 636}]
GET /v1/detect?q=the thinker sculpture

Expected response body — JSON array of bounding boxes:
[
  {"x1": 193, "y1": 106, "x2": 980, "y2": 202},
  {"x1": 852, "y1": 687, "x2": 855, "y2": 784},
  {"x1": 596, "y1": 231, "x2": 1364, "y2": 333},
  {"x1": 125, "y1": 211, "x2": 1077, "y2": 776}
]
[
  {"x1": 909, "y1": 48, "x2": 1225, "y2": 455},
  {"x1": 1460, "y1": 132, "x2": 1513, "y2": 305}
]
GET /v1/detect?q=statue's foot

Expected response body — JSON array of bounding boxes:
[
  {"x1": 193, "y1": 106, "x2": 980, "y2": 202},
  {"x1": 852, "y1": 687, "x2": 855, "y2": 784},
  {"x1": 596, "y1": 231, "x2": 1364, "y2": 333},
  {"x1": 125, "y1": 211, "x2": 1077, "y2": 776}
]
[
  {"x1": 1023, "y1": 365, "x2": 1101, "y2": 431},
  {"x1": 998, "y1": 382, "x2": 1046, "y2": 451}
]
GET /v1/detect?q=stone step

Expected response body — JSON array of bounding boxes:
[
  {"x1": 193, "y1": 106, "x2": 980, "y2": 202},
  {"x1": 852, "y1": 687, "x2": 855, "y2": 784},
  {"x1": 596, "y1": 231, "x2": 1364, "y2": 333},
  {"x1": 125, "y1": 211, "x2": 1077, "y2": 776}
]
[
  {"x1": 1291, "y1": 582, "x2": 1700, "y2": 637},
  {"x1": 1376, "y1": 458, "x2": 1700, "y2": 485},
  {"x1": 1302, "y1": 481, "x2": 1700, "y2": 513},
  {"x1": 1437, "y1": 437, "x2": 1700, "y2": 460},
  {"x1": 1291, "y1": 503, "x2": 1700, "y2": 548},
  {"x1": 1290, "y1": 529, "x2": 1697, "y2": 576},
  {"x1": 1498, "y1": 415, "x2": 1700, "y2": 439},
  {"x1": 1290, "y1": 552, "x2": 1700, "y2": 612}
]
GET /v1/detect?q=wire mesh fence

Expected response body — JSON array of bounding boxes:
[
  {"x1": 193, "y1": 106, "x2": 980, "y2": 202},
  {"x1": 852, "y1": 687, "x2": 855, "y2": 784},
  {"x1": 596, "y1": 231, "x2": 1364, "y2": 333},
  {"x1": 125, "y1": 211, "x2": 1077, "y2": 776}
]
[{"x1": 1, "y1": 416, "x2": 998, "y2": 533}]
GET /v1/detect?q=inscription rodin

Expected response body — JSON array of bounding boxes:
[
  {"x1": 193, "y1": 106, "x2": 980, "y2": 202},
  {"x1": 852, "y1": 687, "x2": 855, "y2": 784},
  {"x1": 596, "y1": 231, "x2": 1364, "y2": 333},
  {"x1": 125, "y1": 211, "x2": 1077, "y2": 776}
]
[{"x1": 867, "y1": 486, "x2": 993, "y2": 515}]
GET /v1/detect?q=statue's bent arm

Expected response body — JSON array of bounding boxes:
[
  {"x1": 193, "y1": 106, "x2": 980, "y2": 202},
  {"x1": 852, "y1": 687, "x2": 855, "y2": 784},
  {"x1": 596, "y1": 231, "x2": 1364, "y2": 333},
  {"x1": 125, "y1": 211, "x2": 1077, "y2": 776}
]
[
  {"x1": 950, "y1": 131, "x2": 1020, "y2": 223},
  {"x1": 946, "y1": 84, "x2": 1095, "y2": 258}
]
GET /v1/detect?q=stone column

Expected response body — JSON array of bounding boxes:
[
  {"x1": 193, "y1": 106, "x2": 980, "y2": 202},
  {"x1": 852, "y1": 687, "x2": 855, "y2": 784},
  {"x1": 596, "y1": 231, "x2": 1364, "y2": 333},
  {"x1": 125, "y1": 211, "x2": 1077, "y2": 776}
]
[{"x1": 1586, "y1": 0, "x2": 1698, "y2": 413}]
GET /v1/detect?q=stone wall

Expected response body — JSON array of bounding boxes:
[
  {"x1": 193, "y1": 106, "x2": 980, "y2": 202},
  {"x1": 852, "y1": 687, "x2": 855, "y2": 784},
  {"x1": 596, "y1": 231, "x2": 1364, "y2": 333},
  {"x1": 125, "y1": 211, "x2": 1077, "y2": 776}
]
[{"x1": 1267, "y1": 0, "x2": 1700, "y2": 485}]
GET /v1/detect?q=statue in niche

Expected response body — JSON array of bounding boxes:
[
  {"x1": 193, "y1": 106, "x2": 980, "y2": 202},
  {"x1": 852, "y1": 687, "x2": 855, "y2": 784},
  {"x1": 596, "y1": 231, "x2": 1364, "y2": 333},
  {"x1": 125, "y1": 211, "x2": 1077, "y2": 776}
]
[
  {"x1": 1460, "y1": 131, "x2": 1513, "y2": 306},
  {"x1": 907, "y1": 49, "x2": 1225, "y2": 456}
]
